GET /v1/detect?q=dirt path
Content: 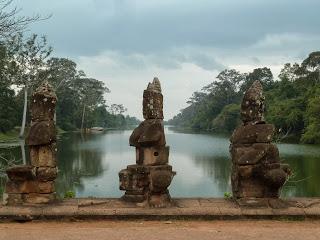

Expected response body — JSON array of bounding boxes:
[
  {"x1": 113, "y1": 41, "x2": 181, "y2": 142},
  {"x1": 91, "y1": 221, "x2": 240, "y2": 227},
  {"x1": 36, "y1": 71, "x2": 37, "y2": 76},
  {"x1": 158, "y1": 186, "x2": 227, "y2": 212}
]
[{"x1": 0, "y1": 220, "x2": 319, "y2": 240}]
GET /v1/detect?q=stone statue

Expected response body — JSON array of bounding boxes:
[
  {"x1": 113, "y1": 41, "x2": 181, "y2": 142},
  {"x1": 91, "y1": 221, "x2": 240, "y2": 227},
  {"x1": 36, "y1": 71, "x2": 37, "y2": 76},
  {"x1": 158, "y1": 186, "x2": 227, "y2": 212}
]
[
  {"x1": 119, "y1": 77, "x2": 175, "y2": 207},
  {"x1": 5, "y1": 81, "x2": 58, "y2": 205},
  {"x1": 230, "y1": 80, "x2": 291, "y2": 199}
]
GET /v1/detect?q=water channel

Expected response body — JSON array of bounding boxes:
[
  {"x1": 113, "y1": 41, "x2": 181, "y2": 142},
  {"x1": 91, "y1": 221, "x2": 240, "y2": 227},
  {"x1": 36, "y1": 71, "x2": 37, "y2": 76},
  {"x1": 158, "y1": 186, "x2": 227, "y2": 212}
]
[{"x1": 1, "y1": 127, "x2": 320, "y2": 198}]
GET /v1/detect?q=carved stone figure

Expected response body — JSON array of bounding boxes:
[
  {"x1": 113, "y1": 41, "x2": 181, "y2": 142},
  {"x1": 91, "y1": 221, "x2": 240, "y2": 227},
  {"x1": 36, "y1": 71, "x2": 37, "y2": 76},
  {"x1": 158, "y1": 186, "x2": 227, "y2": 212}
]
[
  {"x1": 230, "y1": 81, "x2": 291, "y2": 199},
  {"x1": 4, "y1": 82, "x2": 58, "y2": 205},
  {"x1": 119, "y1": 77, "x2": 175, "y2": 207}
]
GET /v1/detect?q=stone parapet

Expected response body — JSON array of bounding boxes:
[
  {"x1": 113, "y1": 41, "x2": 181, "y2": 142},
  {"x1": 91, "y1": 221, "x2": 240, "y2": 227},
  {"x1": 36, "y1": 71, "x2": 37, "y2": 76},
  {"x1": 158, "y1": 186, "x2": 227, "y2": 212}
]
[
  {"x1": 1, "y1": 198, "x2": 319, "y2": 221},
  {"x1": 4, "y1": 82, "x2": 58, "y2": 205},
  {"x1": 230, "y1": 81, "x2": 291, "y2": 199},
  {"x1": 119, "y1": 78, "x2": 175, "y2": 207}
]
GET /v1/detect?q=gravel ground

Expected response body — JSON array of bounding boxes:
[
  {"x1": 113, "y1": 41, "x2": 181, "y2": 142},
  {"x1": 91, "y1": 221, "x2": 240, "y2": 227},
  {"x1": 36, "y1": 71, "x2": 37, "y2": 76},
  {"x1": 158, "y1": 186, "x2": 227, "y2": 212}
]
[{"x1": 0, "y1": 220, "x2": 320, "y2": 240}]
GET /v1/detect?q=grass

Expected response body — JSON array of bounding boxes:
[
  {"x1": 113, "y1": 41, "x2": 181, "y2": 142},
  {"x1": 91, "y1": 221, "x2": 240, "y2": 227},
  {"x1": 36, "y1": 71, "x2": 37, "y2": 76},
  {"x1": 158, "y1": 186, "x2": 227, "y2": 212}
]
[
  {"x1": 224, "y1": 192, "x2": 233, "y2": 200},
  {"x1": 0, "y1": 129, "x2": 20, "y2": 143},
  {"x1": 64, "y1": 190, "x2": 76, "y2": 199},
  {"x1": 0, "y1": 126, "x2": 66, "y2": 143}
]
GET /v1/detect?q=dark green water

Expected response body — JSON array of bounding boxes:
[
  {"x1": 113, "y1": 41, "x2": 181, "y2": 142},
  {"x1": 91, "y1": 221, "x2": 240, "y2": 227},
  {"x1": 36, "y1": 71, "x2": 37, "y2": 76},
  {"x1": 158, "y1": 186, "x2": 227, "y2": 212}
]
[{"x1": 1, "y1": 128, "x2": 320, "y2": 198}]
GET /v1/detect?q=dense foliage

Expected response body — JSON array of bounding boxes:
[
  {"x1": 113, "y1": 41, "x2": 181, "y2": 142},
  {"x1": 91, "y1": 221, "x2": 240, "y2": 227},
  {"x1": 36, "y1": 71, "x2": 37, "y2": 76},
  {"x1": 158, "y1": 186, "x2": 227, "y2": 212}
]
[
  {"x1": 168, "y1": 51, "x2": 320, "y2": 144},
  {"x1": 0, "y1": 34, "x2": 139, "y2": 134}
]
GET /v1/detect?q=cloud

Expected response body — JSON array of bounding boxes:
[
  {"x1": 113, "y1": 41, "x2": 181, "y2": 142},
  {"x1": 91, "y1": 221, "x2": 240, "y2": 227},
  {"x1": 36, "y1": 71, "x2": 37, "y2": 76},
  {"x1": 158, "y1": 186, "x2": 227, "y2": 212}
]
[
  {"x1": 12, "y1": 0, "x2": 320, "y2": 117},
  {"x1": 77, "y1": 48, "x2": 225, "y2": 72},
  {"x1": 17, "y1": 0, "x2": 320, "y2": 55},
  {"x1": 76, "y1": 49, "x2": 220, "y2": 118},
  {"x1": 251, "y1": 33, "x2": 320, "y2": 54}
]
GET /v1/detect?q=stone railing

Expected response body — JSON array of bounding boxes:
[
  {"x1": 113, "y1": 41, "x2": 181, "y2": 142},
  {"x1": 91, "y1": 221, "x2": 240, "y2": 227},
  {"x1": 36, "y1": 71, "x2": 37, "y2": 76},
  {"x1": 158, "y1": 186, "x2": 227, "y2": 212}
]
[
  {"x1": 3, "y1": 79, "x2": 291, "y2": 207},
  {"x1": 4, "y1": 82, "x2": 58, "y2": 205}
]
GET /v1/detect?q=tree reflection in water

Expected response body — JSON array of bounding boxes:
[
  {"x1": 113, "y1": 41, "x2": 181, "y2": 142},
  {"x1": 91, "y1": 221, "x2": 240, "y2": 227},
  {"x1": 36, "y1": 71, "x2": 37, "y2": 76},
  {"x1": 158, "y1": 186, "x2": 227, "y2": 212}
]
[
  {"x1": 279, "y1": 143, "x2": 320, "y2": 197},
  {"x1": 1, "y1": 129, "x2": 320, "y2": 198},
  {"x1": 55, "y1": 133, "x2": 107, "y2": 198},
  {"x1": 192, "y1": 155, "x2": 231, "y2": 195}
]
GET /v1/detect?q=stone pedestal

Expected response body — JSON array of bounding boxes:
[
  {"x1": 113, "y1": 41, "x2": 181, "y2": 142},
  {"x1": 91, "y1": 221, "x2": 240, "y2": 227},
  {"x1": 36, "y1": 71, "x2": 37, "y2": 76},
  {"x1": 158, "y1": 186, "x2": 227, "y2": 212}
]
[
  {"x1": 4, "y1": 82, "x2": 58, "y2": 205},
  {"x1": 230, "y1": 81, "x2": 291, "y2": 199},
  {"x1": 119, "y1": 78, "x2": 175, "y2": 207}
]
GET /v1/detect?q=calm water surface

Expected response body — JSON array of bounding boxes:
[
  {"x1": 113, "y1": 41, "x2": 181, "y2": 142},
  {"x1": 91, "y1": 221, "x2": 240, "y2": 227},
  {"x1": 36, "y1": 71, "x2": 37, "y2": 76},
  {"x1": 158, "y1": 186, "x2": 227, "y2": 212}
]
[{"x1": 1, "y1": 127, "x2": 320, "y2": 198}]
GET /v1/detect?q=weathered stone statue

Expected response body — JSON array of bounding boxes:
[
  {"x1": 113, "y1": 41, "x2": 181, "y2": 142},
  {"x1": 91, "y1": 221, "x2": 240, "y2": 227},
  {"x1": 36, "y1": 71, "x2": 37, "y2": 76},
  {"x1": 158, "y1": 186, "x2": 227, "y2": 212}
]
[
  {"x1": 119, "y1": 77, "x2": 175, "y2": 207},
  {"x1": 5, "y1": 82, "x2": 58, "y2": 205},
  {"x1": 230, "y1": 80, "x2": 291, "y2": 199}
]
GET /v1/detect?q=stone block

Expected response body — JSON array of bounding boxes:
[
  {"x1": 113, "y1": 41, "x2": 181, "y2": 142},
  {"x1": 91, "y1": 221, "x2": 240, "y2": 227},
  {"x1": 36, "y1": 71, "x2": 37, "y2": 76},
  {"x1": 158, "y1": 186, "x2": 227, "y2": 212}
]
[
  {"x1": 262, "y1": 144, "x2": 281, "y2": 164},
  {"x1": 38, "y1": 181, "x2": 55, "y2": 193},
  {"x1": 136, "y1": 146, "x2": 169, "y2": 165},
  {"x1": 129, "y1": 119, "x2": 166, "y2": 147},
  {"x1": 143, "y1": 90, "x2": 163, "y2": 119},
  {"x1": 4, "y1": 193, "x2": 24, "y2": 205},
  {"x1": 148, "y1": 192, "x2": 172, "y2": 207},
  {"x1": 231, "y1": 143, "x2": 280, "y2": 165},
  {"x1": 119, "y1": 169, "x2": 130, "y2": 191},
  {"x1": 121, "y1": 193, "x2": 146, "y2": 203},
  {"x1": 30, "y1": 82, "x2": 56, "y2": 121},
  {"x1": 230, "y1": 124, "x2": 275, "y2": 144},
  {"x1": 119, "y1": 165, "x2": 148, "y2": 192},
  {"x1": 6, "y1": 180, "x2": 38, "y2": 193},
  {"x1": 237, "y1": 198, "x2": 269, "y2": 208},
  {"x1": 36, "y1": 167, "x2": 58, "y2": 181},
  {"x1": 149, "y1": 165, "x2": 175, "y2": 193},
  {"x1": 234, "y1": 179, "x2": 265, "y2": 198},
  {"x1": 26, "y1": 120, "x2": 56, "y2": 146},
  {"x1": 238, "y1": 165, "x2": 254, "y2": 178},
  {"x1": 24, "y1": 193, "x2": 56, "y2": 204},
  {"x1": 6, "y1": 165, "x2": 36, "y2": 181},
  {"x1": 5, "y1": 180, "x2": 54, "y2": 194},
  {"x1": 262, "y1": 168, "x2": 287, "y2": 188},
  {"x1": 30, "y1": 145, "x2": 56, "y2": 167}
]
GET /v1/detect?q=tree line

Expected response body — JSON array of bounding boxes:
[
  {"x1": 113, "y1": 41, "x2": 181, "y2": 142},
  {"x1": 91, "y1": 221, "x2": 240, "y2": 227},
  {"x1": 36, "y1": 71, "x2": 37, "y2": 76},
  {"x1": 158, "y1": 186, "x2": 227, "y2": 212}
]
[
  {"x1": 0, "y1": 1, "x2": 140, "y2": 137},
  {"x1": 0, "y1": 27, "x2": 139, "y2": 136},
  {"x1": 168, "y1": 51, "x2": 320, "y2": 144}
]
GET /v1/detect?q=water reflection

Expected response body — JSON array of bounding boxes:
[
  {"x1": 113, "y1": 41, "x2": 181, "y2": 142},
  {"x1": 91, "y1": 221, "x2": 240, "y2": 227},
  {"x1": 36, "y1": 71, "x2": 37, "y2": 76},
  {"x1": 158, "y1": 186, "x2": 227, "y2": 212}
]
[
  {"x1": 166, "y1": 130, "x2": 232, "y2": 197},
  {"x1": 0, "y1": 128, "x2": 320, "y2": 198},
  {"x1": 278, "y1": 144, "x2": 320, "y2": 197},
  {"x1": 55, "y1": 133, "x2": 106, "y2": 197},
  {"x1": 56, "y1": 131, "x2": 134, "y2": 198}
]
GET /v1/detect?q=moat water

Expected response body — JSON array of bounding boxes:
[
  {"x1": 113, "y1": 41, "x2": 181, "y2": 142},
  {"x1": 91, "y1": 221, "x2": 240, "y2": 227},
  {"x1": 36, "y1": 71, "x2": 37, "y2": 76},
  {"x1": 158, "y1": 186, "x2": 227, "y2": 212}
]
[{"x1": 1, "y1": 127, "x2": 320, "y2": 198}]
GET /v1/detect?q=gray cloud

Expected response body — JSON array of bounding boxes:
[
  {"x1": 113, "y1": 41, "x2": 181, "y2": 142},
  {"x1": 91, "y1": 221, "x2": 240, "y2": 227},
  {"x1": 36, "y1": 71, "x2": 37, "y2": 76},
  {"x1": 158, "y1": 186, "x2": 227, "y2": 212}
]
[
  {"x1": 16, "y1": 0, "x2": 320, "y2": 56},
  {"x1": 12, "y1": 0, "x2": 320, "y2": 117}
]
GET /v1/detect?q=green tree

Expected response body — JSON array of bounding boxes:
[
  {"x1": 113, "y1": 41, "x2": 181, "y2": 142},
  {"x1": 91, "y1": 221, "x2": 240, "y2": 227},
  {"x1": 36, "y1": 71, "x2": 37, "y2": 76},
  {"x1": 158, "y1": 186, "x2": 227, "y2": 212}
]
[
  {"x1": 108, "y1": 104, "x2": 127, "y2": 115},
  {"x1": 212, "y1": 104, "x2": 240, "y2": 132},
  {"x1": 301, "y1": 87, "x2": 320, "y2": 144},
  {"x1": 0, "y1": 84, "x2": 18, "y2": 132},
  {"x1": 240, "y1": 67, "x2": 274, "y2": 93},
  {"x1": 74, "y1": 78, "x2": 109, "y2": 130},
  {"x1": 5, "y1": 33, "x2": 52, "y2": 137},
  {"x1": 0, "y1": 42, "x2": 18, "y2": 132}
]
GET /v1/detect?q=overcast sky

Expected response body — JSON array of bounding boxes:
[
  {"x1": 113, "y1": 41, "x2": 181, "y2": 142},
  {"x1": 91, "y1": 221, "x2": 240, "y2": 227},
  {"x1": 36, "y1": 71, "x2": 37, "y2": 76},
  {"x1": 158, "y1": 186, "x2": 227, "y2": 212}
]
[{"x1": 15, "y1": 0, "x2": 320, "y2": 119}]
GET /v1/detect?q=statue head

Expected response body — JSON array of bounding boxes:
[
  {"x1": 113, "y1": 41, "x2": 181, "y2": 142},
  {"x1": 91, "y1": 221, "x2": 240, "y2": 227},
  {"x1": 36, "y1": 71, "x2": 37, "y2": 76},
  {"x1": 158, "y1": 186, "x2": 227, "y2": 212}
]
[
  {"x1": 143, "y1": 77, "x2": 164, "y2": 120},
  {"x1": 31, "y1": 81, "x2": 57, "y2": 122},
  {"x1": 241, "y1": 80, "x2": 265, "y2": 125}
]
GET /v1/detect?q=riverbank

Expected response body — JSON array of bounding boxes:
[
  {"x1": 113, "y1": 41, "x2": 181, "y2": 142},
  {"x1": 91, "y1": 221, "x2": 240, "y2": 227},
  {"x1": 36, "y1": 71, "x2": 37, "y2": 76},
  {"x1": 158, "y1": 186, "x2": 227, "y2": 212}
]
[
  {"x1": 166, "y1": 125, "x2": 307, "y2": 144},
  {"x1": 0, "y1": 125, "x2": 137, "y2": 144},
  {"x1": 1, "y1": 198, "x2": 320, "y2": 221},
  {"x1": 0, "y1": 130, "x2": 19, "y2": 143}
]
